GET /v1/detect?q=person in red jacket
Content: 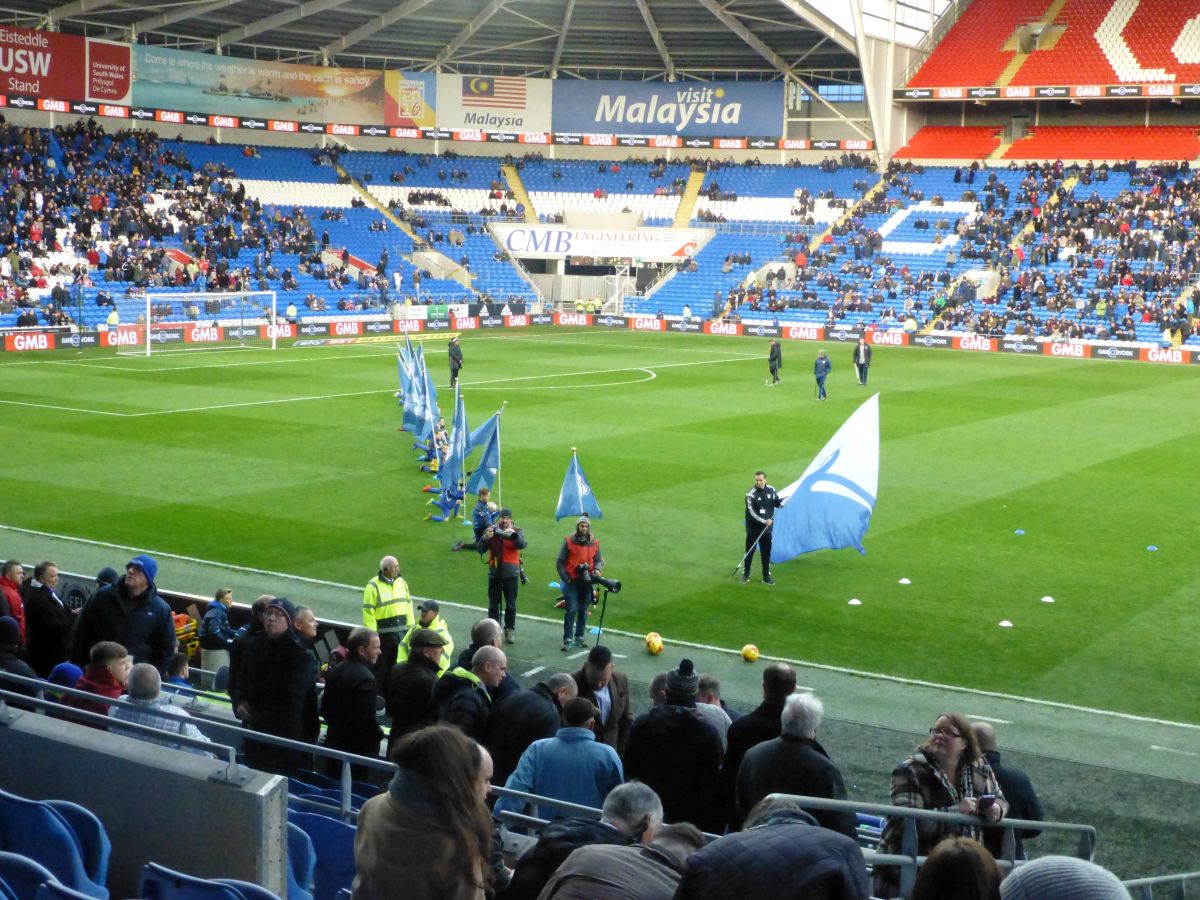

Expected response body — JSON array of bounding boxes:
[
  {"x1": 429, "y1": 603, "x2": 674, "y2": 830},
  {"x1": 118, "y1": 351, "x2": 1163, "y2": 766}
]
[
  {"x1": 0, "y1": 560, "x2": 25, "y2": 644},
  {"x1": 69, "y1": 641, "x2": 131, "y2": 721},
  {"x1": 477, "y1": 508, "x2": 527, "y2": 645},
  {"x1": 556, "y1": 517, "x2": 604, "y2": 651}
]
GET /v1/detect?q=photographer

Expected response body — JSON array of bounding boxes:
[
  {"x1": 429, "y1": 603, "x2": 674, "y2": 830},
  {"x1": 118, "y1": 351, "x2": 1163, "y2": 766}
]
[
  {"x1": 556, "y1": 516, "x2": 605, "y2": 652},
  {"x1": 477, "y1": 508, "x2": 526, "y2": 645}
]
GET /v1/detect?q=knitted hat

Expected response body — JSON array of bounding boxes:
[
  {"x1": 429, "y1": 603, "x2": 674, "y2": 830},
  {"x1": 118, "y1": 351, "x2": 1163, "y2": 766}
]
[
  {"x1": 666, "y1": 659, "x2": 699, "y2": 698},
  {"x1": 265, "y1": 597, "x2": 297, "y2": 625},
  {"x1": 496, "y1": 508, "x2": 513, "y2": 519},
  {"x1": 576, "y1": 515, "x2": 591, "y2": 527},
  {"x1": 0, "y1": 616, "x2": 19, "y2": 647},
  {"x1": 48, "y1": 662, "x2": 84, "y2": 689},
  {"x1": 127, "y1": 554, "x2": 158, "y2": 583},
  {"x1": 96, "y1": 566, "x2": 119, "y2": 587},
  {"x1": 1000, "y1": 856, "x2": 1131, "y2": 900}
]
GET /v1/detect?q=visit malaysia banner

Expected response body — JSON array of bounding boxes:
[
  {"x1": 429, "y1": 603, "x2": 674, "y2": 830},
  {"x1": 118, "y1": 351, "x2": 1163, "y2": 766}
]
[
  {"x1": 491, "y1": 224, "x2": 707, "y2": 261},
  {"x1": 434, "y1": 73, "x2": 552, "y2": 134},
  {"x1": 552, "y1": 79, "x2": 784, "y2": 137},
  {"x1": 0, "y1": 24, "x2": 130, "y2": 105},
  {"x1": 132, "y1": 46, "x2": 384, "y2": 125}
]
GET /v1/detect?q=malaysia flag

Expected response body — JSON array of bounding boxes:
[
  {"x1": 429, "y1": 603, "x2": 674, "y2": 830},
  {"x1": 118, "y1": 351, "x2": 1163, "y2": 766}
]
[{"x1": 462, "y1": 76, "x2": 526, "y2": 108}]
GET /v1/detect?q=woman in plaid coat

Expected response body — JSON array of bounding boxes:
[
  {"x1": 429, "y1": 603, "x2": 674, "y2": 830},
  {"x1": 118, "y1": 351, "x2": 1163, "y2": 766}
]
[{"x1": 873, "y1": 712, "x2": 1008, "y2": 897}]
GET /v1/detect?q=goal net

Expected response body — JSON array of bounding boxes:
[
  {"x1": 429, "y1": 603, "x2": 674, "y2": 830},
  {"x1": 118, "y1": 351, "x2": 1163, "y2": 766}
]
[{"x1": 133, "y1": 290, "x2": 279, "y2": 356}]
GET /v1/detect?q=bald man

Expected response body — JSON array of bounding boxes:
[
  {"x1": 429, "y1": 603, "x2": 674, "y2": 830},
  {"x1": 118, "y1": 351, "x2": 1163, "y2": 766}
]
[
  {"x1": 362, "y1": 555, "x2": 413, "y2": 682},
  {"x1": 971, "y1": 722, "x2": 1043, "y2": 859},
  {"x1": 432, "y1": 643, "x2": 508, "y2": 741}
]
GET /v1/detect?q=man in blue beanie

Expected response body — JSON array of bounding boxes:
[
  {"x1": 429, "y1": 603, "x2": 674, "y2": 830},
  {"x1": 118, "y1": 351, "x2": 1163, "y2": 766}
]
[{"x1": 71, "y1": 555, "x2": 177, "y2": 674}]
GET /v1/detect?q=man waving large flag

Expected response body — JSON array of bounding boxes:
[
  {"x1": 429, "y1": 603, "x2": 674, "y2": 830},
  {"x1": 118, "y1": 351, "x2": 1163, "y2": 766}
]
[{"x1": 772, "y1": 393, "x2": 879, "y2": 561}]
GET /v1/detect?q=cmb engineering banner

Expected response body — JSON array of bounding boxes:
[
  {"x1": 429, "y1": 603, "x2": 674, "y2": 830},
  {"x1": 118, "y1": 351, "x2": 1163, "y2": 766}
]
[{"x1": 490, "y1": 225, "x2": 707, "y2": 261}]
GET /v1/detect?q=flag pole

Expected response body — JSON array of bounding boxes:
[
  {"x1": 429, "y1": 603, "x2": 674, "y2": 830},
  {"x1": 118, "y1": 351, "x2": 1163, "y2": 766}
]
[
  {"x1": 572, "y1": 446, "x2": 582, "y2": 516},
  {"x1": 495, "y1": 402, "x2": 507, "y2": 506}
]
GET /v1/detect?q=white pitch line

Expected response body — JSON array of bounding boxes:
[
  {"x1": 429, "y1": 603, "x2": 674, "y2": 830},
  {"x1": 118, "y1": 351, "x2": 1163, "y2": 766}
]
[
  {"x1": 967, "y1": 714, "x2": 1013, "y2": 725},
  {"x1": 7, "y1": 520, "x2": 1197, "y2": 733},
  {"x1": 566, "y1": 650, "x2": 590, "y2": 660},
  {"x1": 521, "y1": 666, "x2": 546, "y2": 678},
  {"x1": 1150, "y1": 744, "x2": 1199, "y2": 757},
  {"x1": 0, "y1": 398, "x2": 127, "y2": 416},
  {"x1": 124, "y1": 388, "x2": 394, "y2": 417}
]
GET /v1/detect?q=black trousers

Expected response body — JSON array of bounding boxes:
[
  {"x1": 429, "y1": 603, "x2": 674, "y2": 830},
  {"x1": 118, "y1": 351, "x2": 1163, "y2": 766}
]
[
  {"x1": 375, "y1": 631, "x2": 402, "y2": 684},
  {"x1": 744, "y1": 524, "x2": 772, "y2": 577},
  {"x1": 488, "y1": 576, "x2": 519, "y2": 629}
]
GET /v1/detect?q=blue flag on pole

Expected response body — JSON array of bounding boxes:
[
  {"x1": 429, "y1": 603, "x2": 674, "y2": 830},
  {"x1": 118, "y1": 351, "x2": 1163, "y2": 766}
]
[
  {"x1": 415, "y1": 362, "x2": 440, "y2": 441},
  {"x1": 772, "y1": 393, "x2": 879, "y2": 561},
  {"x1": 555, "y1": 451, "x2": 603, "y2": 520},
  {"x1": 401, "y1": 355, "x2": 424, "y2": 434},
  {"x1": 441, "y1": 386, "x2": 469, "y2": 491},
  {"x1": 468, "y1": 411, "x2": 499, "y2": 453},
  {"x1": 466, "y1": 419, "x2": 501, "y2": 493}
]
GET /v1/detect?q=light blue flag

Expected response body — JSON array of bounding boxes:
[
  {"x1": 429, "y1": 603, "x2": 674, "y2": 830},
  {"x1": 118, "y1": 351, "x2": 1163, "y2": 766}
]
[
  {"x1": 397, "y1": 350, "x2": 413, "y2": 396},
  {"x1": 415, "y1": 362, "x2": 440, "y2": 441},
  {"x1": 441, "y1": 386, "x2": 469, "y2": 491},
  {"x1": 468, "y1": 411, "x2": 499, "y2": 453},
  {"x1": 466, "y1": 418, "x2": 501, "y2": 493},
  {"x1": 772, "y1": 393, "x2": 879, "y2": 561},
  {"x1": 555, "y1": 450, "x2": 603, "y2": 520}
]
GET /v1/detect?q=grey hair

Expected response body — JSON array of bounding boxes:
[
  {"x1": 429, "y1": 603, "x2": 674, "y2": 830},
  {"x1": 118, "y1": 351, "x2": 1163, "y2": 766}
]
[
  {"x1": 601, "y1": 781, "x2": 663, "y2": 836},
  {"x1": 545, "y1": 672, "x2": 577, "y2": 697},
  {"x1": 127, "y1": 663, "x2": 162, "y2": 701},
  {"x1": 780, "y1": 692, "x2": 823, "y2": 739}
]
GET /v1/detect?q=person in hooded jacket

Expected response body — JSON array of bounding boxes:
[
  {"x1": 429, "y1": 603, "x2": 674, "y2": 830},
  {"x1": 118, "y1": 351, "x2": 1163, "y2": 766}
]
[
  {"x1": 240, "y1": 597, "x2": 318, "y2": 774},
  {"x1": 68, "y1": 641, "x2": 132, "y2": 721},
  {"x1": 71, "y1": 555, "x2": 176, "y2": 673},
  {"x1": 22, "y1": 560, "x2": 74, "y2": 677}
]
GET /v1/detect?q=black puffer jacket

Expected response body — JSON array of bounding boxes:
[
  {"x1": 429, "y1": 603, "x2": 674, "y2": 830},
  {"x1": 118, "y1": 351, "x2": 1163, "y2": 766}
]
[{"x1": 498, "y1": 816, "x2": 633, "y2": 900}]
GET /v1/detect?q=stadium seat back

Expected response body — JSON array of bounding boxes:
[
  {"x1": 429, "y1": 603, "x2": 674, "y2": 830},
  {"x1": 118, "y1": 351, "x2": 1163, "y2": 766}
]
[
  {"x1": 0, "y1": 850, "x2": 57, "y2": 899},
  {"x1": 286, "y1": 823, "x2": 316, "y2": 900},
  {"x1": 214, "y1": 879, "x2": 278, "y2": 900},
  {"x1": 43, "y1": 801, "x2": 111, "y2": 886},
  {"x1": 138, "y1": 862, "x2": 247, "y2": 899},
  {"x1": 0, "y1": 791, "x2": 107, "y2": 899},
  {"x1": 36, "y1": 882, "x2": 97, "y2": 900},
  {"x1": 286, "y1": 811, "x2": 356, "y2": 900}
]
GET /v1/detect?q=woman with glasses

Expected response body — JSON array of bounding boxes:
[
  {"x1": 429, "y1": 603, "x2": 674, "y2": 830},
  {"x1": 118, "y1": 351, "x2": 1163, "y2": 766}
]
[{"x1": 873, "y1": 713, "x2": 1008, "y2": 898}]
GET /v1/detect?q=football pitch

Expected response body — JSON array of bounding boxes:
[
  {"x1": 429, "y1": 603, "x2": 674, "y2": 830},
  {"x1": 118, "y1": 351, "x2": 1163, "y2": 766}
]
[{"x1": 1, "y1": 327, "x2": 1197, "y2": 725}]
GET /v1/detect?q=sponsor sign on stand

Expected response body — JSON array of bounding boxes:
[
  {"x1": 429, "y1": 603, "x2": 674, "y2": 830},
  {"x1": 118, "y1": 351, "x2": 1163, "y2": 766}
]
[
  {"x1": 505, "y1": 315, "x2": 529, "y2": 328},
  {"x1": 1091, "y1": 344, "x2": 1138, "y2": 360},
  {"x1": 783, "y1": 324, "x2": 822, "y2": 341},
  {"x1": 531, "y1": 314, "x2": 555, "y2": 326},
  {"x1": 479, "y1": 316, "x2": 505, "y2": 328},
  {"x1": 954, "y1": 334, "x2": 995, "y2": 352},
  {"x1": 867, "y1": 330, "x2": 907, "y2": 346},
  {"x1": 103, "y1": 327, "x2": 141, "y2": 347},
  {"x1": 554, "y1": 313, "x2": 591, "y2": 327},
  {"x1": 4, "y1": 332, "x2": 55, "y2": 352},
  {"x1": 151, "y1": 328, "x2": 185, "y2": 344},
  {"x1": 1001, "y1": 338, "x2": 1042, "y2": 354},
  {"x1": 742, "y1": 323, "x2": 781, "y2": 338},
  {"x1": 424, "y1": 319, "x2": 452, "y2": 332},
  {"x1": 452, "y1": 316, "x2": 479, "y2": 330},
  {"x1": 910, "y1": 333, "x2": 953, "y2": 348},
  {"x1": 223, "y1": 326, "x2": 258, "y2": 340},
  {"x1": 363, "y1": 320, "x2": 394, "y2": 334},
  {"x1": 1043, "y1": 341, "x2": 1088, "y2": 359},
  {"x1": 331, "y1": 320, "x2": 363, "y2": 336},
  {"x1": 58, "y1": 331, "x2": 101, "y2": 348},
  {"x1": 628, "y1": 316, "x2": 664, "y2": 332},
  {"x1": 297, "y1": 322, "x2": 331, "y2": 337},
  {"x1": 1141, "y1": 346, "x2": 1187, "y2": 364},
  {"x1": 594, "y1": 315, "x2": 628, "y2": 329},
  {"x1": 826, "y1": 326, "x2": 863, "y2": 342},
  {"x1": 668, "y1": 319, "x2": 701, "y2": 333},
  {"x1": 704, "y1": 320, "x2": 741, "y2": 336},
  {"x1": 394, "y1": 319, "x2": 423, "y2": 333},
  {"x1": 184, "y1": 325, "x2": 222, "y2": 343}
]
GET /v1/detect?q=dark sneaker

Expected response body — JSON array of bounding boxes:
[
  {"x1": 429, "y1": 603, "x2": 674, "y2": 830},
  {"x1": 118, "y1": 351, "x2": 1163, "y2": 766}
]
[
  {"x1": 763, "y1": 575, "x2": 775, "y2": 586},
  {"x1": 575, "y1": 638, "x2": 588, "y2": 649},
  {"x1": 504, "y1": 628, "x2": 515, "y2": 644},
  {"x1": 561, "y1": 641, "x2": 571, "y2": 652},
  {"x1": 739, "y1": 573, "x2": 750, "y2": 584}
]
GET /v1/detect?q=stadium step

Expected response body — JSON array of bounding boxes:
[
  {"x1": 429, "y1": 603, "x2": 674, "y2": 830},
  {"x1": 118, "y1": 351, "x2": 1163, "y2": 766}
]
[
  {"x1": 989, "y1": 141, "x2": 1013, "y2": 160},
  {"x1": 1009, "y1": 174, "x2": 1077, "y2": 250},
  {"x1": 673, "y1": 167, "x2": 707, "y2": 228},
  {"x1": 808, "y1": 175, "x2": 888, "y2": 255},
  {"x1": 999, "y1": 0, "x2": 1070, "y2": 86},
  {"x1": 501, "y1": 164, "x2": 539, "y2": 224}
]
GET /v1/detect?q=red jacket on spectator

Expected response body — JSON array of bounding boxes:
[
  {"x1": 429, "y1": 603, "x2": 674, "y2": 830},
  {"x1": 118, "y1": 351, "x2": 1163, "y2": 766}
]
[
  {"x1": 0, "y1": 574, "x2": 24, "y2": 643},
  {"x1": 68, "y1": 665, "x2": 124, "y2": 721}
]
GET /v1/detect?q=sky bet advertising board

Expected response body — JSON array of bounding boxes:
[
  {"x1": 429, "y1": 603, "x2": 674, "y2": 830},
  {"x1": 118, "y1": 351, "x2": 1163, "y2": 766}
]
[{"x1": 551, "y1": 79, "x2": 784, "y2": 138}]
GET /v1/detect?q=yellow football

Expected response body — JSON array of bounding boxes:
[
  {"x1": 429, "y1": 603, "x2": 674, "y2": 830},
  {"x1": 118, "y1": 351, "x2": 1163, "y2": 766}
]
[
  {"x1": 741, "y1": 644, "x2": 760, "y2": 662},
  {"x1": 645, "y1": 632, "x2": 664, "y2": 655}
]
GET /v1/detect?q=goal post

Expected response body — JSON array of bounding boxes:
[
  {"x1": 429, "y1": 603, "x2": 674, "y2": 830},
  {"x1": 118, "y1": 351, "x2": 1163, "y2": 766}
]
[{"x1": 140, "y1": 290, "x2": 278, "y2": 356}]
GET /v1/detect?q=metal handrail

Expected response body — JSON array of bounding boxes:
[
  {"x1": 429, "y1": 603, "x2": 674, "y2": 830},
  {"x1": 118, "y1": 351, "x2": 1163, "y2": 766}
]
[{"x1": 1123, "y1": 871, "x2": 1200, "y2": 900}]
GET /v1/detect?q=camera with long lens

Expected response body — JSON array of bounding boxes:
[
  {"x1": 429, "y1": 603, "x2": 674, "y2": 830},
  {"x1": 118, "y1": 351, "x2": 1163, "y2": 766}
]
[{"x1": 578, "y1": 562, "x2": 621, "y2": 594}]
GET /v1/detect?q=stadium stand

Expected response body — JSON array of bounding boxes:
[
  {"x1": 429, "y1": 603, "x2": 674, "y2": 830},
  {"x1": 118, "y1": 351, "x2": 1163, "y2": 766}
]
[
  {"x1": 905, "y1": 0, "x2": 1055, "y2": 87},
  {"x1": 894, "y1": 127, "x2": 1004, "y2": 160},
  {"x1": 1001, "y1": 126, "x2": 1200, "y2": 160}
]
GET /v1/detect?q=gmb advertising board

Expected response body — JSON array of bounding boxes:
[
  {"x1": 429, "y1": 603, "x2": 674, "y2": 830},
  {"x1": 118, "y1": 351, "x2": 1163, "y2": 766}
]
[{"x1": 551, "y1": 79, "x2": 785, "y2": 138}]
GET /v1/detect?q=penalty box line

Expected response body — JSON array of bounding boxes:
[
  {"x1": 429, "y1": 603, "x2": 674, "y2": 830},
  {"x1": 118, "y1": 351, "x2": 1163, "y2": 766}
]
[{"x1": 2, "y1": 520, "x2": 1197, "y2": 733}]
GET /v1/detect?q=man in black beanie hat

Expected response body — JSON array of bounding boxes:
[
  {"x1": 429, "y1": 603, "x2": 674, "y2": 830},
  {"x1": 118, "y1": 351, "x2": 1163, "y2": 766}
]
[{"x1": 623, "y1": 658, "x2": 724, "y2": 832}]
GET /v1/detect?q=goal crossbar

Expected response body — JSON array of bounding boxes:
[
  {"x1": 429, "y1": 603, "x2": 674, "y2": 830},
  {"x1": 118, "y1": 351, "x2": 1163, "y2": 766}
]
[{"x1": 141, "y1": 290, "x2": 278, "y2": 356}]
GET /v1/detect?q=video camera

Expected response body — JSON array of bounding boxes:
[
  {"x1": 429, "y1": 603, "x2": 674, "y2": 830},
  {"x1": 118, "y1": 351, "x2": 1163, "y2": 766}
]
[{"x1": 577, "y1": 562, "x2": 621, "y2": 594}]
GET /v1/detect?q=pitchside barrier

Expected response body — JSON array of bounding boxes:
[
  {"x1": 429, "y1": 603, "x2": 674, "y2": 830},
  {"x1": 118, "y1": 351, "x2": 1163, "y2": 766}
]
[{"x1": 3, "y1": 310, "x2": 1199, "y2": 365}]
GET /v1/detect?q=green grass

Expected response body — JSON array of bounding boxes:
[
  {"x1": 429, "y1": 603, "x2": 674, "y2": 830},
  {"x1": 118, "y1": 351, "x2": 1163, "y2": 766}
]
[{"x1": 2, "y1": 328, "x2": 1197, "y2": 723}]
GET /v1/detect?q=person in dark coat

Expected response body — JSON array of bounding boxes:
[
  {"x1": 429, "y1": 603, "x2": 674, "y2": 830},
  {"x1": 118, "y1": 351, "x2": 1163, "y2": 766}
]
[
  {"x1": 498, "y1": 781, "x2": 661, "y2": 900},
  {"x1": 21, "y1": 560, "x2": 74, "y2": 677},
  {"x1": 735, "y1": 692, "x2": 857, "y2": 837},
  {"x1": 448, "y1": 335, "x2": 464, "y2": 388},
  {"x1": 228, "y1": 596, "x2": 270, "y2": 711},
  {"x1": 457, "y1": 617, "x2": 522, "y2": 697},
  {"x1": 673, "y1": 797, "x2": 870, "y2": 900},
  {"x1": 623, "y1": 659, "x2": 724, "y2": 833},
  {"x1": 721, "y1": 662, "x2": 796, "y2": 827},
  {"x1": 486, "y1": 672, "x2": 576, "y2": 788},
  {"x1": 240, "y1": 597, "x2": 318, "y2": 774},
  {"x1": 71, "y1": 555, "x2": 176, "y2": 673},
  {"x1": 0, "y1": 616, "x2": 36, "y2": 704},
  {"x1": 383, "y1": 627, "x2": 447, "y2": 754},
  {"x1": 535, "y1": 823, "x2": 705, "y2": 900},
  {"x1": 972, "y1": 722, "x2": 1043, "y2": 859},
  {"x1": 433, "y1": 644, "x2": 507, "y2": 741},
  {"x1": 767, "y1": 339, "x2": 782, "y2": 385},
  {"x1": 321, "y1": 627, "x2": 383, "y2": 779},
  {"x1": 571, "y1": 645, "x2": 632, "y2": 757}
]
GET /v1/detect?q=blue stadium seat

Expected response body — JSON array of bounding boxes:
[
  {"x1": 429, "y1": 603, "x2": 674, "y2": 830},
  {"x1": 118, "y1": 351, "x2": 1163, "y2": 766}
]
[
  {"x1": 0, "y1": 850, "x2": 57, "y2": 899},
  {"x1": 213, "y1": 880, "x2": 278, "y2": 900},
  {"x1": 286, "y1": 822, "x2": 316, "y2": 900},
  {"x1": 286, "y1": 811, "x2": 356, "y2": 900},
  {"x1": 36, "y1": 883, "x2": 97, "y2": 900},
  {"x1": 0, "y1": 790, "x2": 108, "y2": 899},
  {"x1": 43, "y1": 801, "x2": 111, "y2": 887},
  {"x1": 138, "y1": 862, "x2": 246, "y2": 899}
]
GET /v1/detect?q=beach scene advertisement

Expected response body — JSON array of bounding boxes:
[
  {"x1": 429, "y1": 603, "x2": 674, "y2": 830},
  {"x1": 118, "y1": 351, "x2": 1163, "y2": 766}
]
[{"x1": 132, "y1": 46, "x2": 385, "y2": 123}]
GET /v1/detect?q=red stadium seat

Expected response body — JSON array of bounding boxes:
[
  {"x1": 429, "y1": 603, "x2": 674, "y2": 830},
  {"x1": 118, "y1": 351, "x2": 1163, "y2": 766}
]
[
  {"x1": 1002, "y1": 125, "x2": 1200, "y2": 159},
  {"x1": 908, "y1": 0, "x2": 1055, "y2": 87},
  {"x1": 894, "y1": 127, "x2": 1004, "y2": 159}
]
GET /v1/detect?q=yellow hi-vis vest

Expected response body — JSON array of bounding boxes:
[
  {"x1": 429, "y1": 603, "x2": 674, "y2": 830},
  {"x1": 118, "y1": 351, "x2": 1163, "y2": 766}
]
[
  {"x1": 395, "y1": 614, "x2": 454, "y2": 672},
  {"x1": 362, "y1": 574, "x2": 413, "y2": 635}
]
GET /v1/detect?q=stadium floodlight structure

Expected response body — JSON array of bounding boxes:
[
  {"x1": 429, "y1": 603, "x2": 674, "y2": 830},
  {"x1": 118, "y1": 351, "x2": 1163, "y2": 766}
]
[{"x1": 139, "y1": 290, "x2": 278, "y2": 356}]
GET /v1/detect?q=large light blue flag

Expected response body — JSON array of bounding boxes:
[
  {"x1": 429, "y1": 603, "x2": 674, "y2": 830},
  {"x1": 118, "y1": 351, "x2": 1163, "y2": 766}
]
[
  {"x1": 401, "y1": 354, "x2": 424, "y2": 434},
  {"x1": 555, "y1": 450, "x2": 603, "y2": 520},
  {"x1": 441, "y1": 386, "x2": 469, "y2": 490},
  {"x1": 468, "y1": 411, "x2": 499, "y2": 453},
  {"x1": 772, "y1": 393, "x2": 879, "y2": 561},
  {"x1": 466, "y1": 418, "x2": 501, "y2": 493},
  {"x1": 415, "y1": 362, "x2": 440, "y2": 441}
]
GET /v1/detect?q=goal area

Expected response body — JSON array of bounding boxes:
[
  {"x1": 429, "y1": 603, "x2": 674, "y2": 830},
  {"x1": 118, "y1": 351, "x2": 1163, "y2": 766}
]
[{"x1": 134, "y1": 291, "x2": 279, "y2": 356}]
